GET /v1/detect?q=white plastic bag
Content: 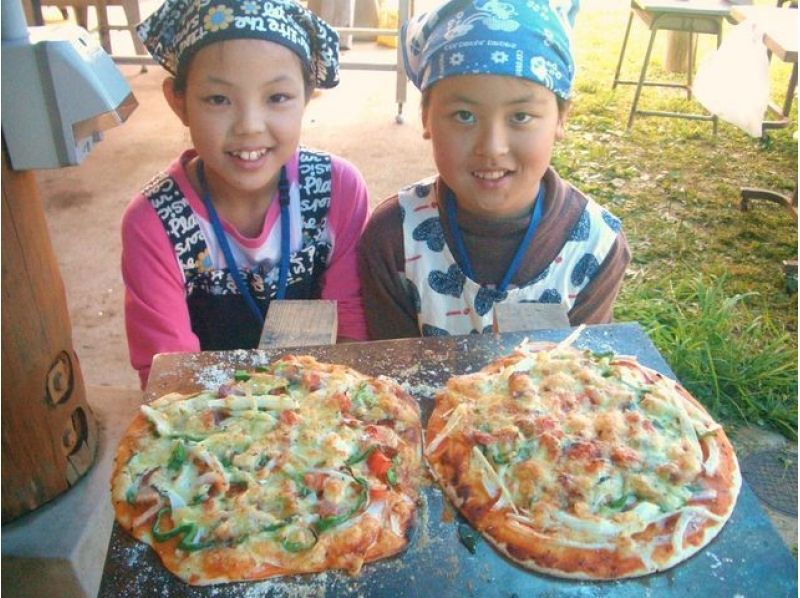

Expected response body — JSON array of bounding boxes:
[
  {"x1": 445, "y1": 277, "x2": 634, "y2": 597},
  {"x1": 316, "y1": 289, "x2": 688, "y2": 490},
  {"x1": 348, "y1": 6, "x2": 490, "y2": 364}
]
[{"x1": 693, "y1": 20, "x2": 770, "y2": 137}]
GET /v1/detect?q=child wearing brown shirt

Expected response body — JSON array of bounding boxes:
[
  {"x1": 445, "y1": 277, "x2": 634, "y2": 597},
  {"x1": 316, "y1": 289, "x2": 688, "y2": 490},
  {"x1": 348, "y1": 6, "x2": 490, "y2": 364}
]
[{"x1": 358, "y1": 0, "x2": 630, "y2": 339}]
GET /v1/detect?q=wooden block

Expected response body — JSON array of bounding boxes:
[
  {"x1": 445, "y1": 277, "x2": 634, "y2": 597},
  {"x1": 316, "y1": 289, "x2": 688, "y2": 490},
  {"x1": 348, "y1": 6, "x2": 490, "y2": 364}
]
[
  {"x1": 259, "y1": 300, "x2": 337, "y2": 349},
  {"x1": 494, "y1": 302, "x2": 571, "y2": 333}
]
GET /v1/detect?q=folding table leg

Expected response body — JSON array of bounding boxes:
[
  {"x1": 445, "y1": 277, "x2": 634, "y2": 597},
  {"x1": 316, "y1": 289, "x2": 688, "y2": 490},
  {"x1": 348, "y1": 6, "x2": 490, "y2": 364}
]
[
  {"x1": 627, "y1": 28, "x2": 658, "y2": 130},
  {"x1": 122, "y1": 0, "x2": 147, "y2": 56},
  {"x1": 712, "y1": 30, "x2": 722, "y2": 136},
  {"x1": 394, "y1": 0, "x2": 409, "y2": 123},
  {"x1": 782, "y1": 62, "x2": 798, "y2": 118},
  {"x1": 687, "y1": 28, "x2": 694, "y2": 100},
  {"x1": 95, "y1": 0, "x2": 111, "y2": 55},
  {"x1": 613, "y1": 11, "x2": 635, "y2": 89},
  {"x1": 395, "y1": 47, "x2": 406, "y2": 124},
  {"x1": 122, "y1": 0, "x2": 148, "y2": 72},
  {"x1": 74, "y1": 6, "x2": 88, "y2": 28}
]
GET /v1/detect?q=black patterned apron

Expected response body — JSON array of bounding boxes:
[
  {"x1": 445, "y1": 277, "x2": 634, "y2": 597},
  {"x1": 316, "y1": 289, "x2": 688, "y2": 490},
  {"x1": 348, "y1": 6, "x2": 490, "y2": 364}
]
[{"x1": 144, "y1": 149, "x2": 333, "y2": 350}]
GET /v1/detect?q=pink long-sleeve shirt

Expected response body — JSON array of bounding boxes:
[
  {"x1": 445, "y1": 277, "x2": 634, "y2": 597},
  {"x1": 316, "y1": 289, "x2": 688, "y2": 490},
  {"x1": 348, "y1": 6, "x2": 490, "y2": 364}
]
[{"x1": 122, "y1": 149, "x2": 369, "y2": 388}]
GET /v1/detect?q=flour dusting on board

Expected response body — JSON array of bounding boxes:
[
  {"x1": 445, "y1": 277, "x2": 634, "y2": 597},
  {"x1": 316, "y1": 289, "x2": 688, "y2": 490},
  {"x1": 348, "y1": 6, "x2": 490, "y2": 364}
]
[
  {"x1": 123, "y1": 539, "x2": 147, "y2": 567},
  {"x1": 195, "y1": 363, "x2": 232, "y2": 389},
  {"x1": 191, "y1": 350, "x2": 276, "y2": 389},
  {"x1": 401, "y1": 382, "x2": 441, "y2": 400},
  {"x1": 204, "y1": 572, "x2": 330, "y2": 598}
]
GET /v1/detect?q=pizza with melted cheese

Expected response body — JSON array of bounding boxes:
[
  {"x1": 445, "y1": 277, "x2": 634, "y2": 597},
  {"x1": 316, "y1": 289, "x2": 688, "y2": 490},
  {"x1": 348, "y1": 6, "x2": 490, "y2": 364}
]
[
  {"x1": 425, "y1": 333, "x2": 741, "y2": 579},
  {"x1": 111, "y1": 355, "x2": 422, "y2": 585}
]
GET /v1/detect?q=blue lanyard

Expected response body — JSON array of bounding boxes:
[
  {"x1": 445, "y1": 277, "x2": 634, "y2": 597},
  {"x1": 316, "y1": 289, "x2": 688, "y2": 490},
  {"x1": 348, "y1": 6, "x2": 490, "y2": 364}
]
[
  {"x1": 196, "y1": 161, "x2": 291, "y2": 326},
  {"x1": 445, "y1": 184, "x2": 545, "y2": 293}
]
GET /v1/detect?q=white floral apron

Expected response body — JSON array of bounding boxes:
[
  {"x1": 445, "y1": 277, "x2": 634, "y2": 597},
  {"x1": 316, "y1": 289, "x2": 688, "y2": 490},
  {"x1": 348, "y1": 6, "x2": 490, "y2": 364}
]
[{"x1": 400, "y1": 177, "x2": 621, "y2": 336}]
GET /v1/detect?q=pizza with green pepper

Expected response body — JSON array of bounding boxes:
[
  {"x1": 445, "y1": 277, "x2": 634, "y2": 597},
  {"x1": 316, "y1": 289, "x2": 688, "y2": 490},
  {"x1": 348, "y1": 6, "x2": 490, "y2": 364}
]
[
  {"x1": 111, "y1": 355, "x2": 422, "y2": 585},
  {"x1": 426, "y1": 332, "x2": 741, "y2": 579}
]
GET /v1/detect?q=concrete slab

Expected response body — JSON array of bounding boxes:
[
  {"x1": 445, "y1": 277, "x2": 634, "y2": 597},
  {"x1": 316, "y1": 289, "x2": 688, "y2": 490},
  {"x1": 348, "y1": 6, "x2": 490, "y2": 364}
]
[
  {"x1": 731, "y1": 425, "x2": 799, "y2": 550},
  {"x1": 2, "y1": 386, "x2": 142, "y2": 598}
]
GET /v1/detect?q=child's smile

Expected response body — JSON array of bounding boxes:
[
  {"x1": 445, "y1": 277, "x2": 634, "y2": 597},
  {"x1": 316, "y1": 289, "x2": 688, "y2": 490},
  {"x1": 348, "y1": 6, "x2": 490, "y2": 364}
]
[
  {"x1": 472, "y1": 168, "x2": 514, "y2": 186},
  {"x1": 424, "y1": 74, "x2": 564, "y2": 219},
  {"x1": 228, "y1": 148, "x2": 268, "y2": 163}
]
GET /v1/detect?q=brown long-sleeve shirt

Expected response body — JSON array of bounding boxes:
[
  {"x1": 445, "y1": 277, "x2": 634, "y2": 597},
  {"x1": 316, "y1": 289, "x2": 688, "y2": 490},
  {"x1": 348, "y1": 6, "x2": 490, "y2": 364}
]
[{"x1": 358, "y1": 168, "x2": 631, "y2": 340}]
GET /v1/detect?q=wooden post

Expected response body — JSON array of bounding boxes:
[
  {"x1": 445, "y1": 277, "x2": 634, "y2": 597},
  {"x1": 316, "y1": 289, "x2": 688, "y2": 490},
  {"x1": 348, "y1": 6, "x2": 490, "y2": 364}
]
[{"x1": 1, "y1": 148, "x2": 98, "y2": 522}]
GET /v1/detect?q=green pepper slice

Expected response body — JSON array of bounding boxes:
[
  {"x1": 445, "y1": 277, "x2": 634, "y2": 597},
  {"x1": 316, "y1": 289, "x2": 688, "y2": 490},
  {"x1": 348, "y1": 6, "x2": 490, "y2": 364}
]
[
  {"x1": 280, "y1": 526, "x2": 318, "y2": 553},
  {"x1": 287, "y1": 472, "x2": 312, "y2": 497},
  {"x1": 125, "y1": 483, "x2": 139, "y2": 505},
  {"x1": 167, "y1": 442, "x2": 187, "y2": 471},
  {"x1": 514, "y1": 440, "x2": 537, "y2": 463},
  {"x1": 169, "y1": 432, "x2": 206, "y2": 442},
  {"x1": 152, "y1": 507, "x2": 194, "y2": 542},
  {"x1": 314, "y1": 477, "x2": 369, "y2": 533},
  {"x1": 491, "y1": 447, "x2": 511, "y2": 465},
  {"x1": 345, "y1": 445, "x2": 375, "y2": 466},
  {"x1": 234, "y1": 370, "x2": 251, "y2": 382},
  {"x1": 482, "y1": 443, "x2": 511, "y2": 465},
  {"x1": 385, "y1": 467, "x2": 397, "y2": 487},
  {"x1": 606, "y1": 493, "x2": 637, "y2": 511},
  {"x1": 386, "y1": 455, "x2": 401, "y2": 486},
  {"x1": 177, "y1": 524, "x2": 216, "y2": 552},
  {"x1": 262, "y1": 518, "x2": 291, "y2": 532},
  {"x1": 352, "y1": 383, "x2": 377, "y2": 408},
  {"x1": 152, "y1": 508, "x2": 218, "y2": 550}
]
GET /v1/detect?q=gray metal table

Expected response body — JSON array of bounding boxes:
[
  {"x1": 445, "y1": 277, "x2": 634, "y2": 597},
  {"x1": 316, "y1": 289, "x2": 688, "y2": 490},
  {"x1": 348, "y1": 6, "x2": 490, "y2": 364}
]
[{"x1": 612, "y1": 0, "x2": 733, "y2": 133}]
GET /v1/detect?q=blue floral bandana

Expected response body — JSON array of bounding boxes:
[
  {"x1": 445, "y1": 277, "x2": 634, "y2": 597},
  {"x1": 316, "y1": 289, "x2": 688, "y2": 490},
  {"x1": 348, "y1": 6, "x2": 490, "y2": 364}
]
[
  {"x1": 137, "y1": 0, "x2": 340, "y2": 88},
  {"x1": 402, "y1": 0, "x2": 579, "y2": 99}
]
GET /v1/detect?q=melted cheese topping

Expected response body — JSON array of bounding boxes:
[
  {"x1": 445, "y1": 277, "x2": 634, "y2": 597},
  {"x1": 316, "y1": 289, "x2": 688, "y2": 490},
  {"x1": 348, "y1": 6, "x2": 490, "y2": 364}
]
[
  {"x1": 430, "y1": 342, "x2": 737, "y2": 560},
  {"x1": 113, "y1": 356, "x2": 421, "y2": 578}
]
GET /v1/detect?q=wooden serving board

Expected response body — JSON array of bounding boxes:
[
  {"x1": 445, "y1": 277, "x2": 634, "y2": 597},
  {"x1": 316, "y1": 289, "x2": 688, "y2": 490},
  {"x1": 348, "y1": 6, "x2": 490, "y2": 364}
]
[{"x1": 100, "y1": 323, "x2": 798, "y2": 597}]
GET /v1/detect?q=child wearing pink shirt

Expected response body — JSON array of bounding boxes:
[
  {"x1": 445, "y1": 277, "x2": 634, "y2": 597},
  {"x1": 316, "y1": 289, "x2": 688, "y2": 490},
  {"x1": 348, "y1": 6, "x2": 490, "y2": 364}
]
[{"x1": 123, "y1": 0, "x2": 369, "y2": 387}]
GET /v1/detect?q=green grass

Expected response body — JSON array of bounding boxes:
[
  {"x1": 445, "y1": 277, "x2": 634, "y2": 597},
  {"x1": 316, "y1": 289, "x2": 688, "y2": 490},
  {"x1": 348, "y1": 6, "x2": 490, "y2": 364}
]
[
  {"x1": 616, "y1": 275, "x2": 798, "y2": 439},
  {"x1": 564, "y1": 1, "x2": 798, "y2": 439}
]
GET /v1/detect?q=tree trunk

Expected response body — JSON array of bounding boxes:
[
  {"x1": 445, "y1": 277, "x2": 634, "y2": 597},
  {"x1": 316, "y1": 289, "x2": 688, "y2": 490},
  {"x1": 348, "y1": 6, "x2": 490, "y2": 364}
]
[{"x1": 664, "y1": 31, "x2": 691, "y2": 74}]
